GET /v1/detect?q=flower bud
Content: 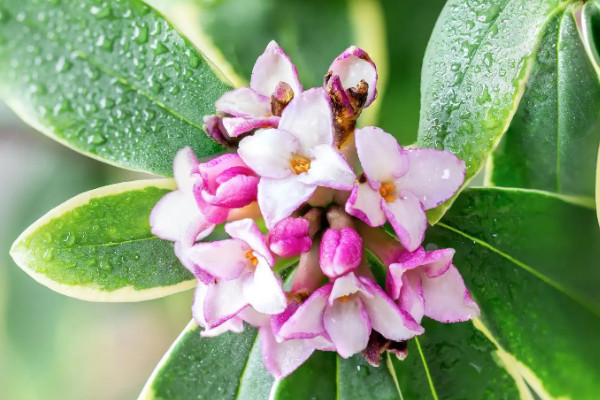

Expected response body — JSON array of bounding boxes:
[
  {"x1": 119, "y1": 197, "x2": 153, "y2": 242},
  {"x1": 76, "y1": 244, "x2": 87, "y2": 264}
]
[
  {"x1": 269, "y1": 217, "x2": 312, "y2": 258},
  {"x1": 319, "y1": 227, "x2": 362, "y2": 278}
]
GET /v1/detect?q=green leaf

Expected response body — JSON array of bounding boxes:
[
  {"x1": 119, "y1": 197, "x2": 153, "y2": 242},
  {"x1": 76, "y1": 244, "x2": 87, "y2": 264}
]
[
  {"x1": 417, "y1": 0, "x2": 568, "y2": 222},
  {"x1": 426, "y1": 187, "x2": 600, "y2": 399},
  {"x1": 580, "y1": 0, "x2": 600, "y2": 78},
  {"x1": 0, "y1": 0, "x2": 229, "y2": 176},
  {"x1": 10, "y1": 179, "x2": 196, "y2": 302},
  {"x1": 150, "y1": 0, "x2": 387, "y2": 126},
  {"x1": 390, "y1": 319, "x2": 522, "y2": 400},
  {"x1": 139, "y1": 321, "x2": 405, "y2": 399},
  {"x1": 488, "y1": 6, "x2": 600, "y2": 199}
]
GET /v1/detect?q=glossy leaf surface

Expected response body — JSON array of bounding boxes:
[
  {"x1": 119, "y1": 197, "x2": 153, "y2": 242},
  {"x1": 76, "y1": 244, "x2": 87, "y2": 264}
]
[
  {"x1": 0, "y1": 0, "x2": 229, "y2": 176},
  {"x1": 10, "y1": 180, "x2": 195, "y2": 302},
  {"x1": 490, "y1": 7, "x2": 600, "y2": 199},
  {"x1": 418, "y1": 0, "x2": 567, "y2": 221}
]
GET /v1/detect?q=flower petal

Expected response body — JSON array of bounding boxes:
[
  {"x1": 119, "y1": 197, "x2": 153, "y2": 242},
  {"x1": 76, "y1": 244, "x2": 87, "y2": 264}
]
[
  {"x1": 345, "y1": 182, "x2": 386, "y2": 227},
  {"x1": 222, "y1": 116, "x2": 280, "y2": 138},
  {"x1": 195, "y1": 195, "x2": 229, "y2": 225},
  {"x1": 383, "y1": 191, "x2": 428, "y2": 252},
  {"x1": 298, "y1": 144, "x2": 356, "y2": 190},
  {"x1": 149, "y1": 190, "x2": 213, "y2": 245},
  {"x1": 269, "y1": 217, "x2": 312, "y2": 258},
  {"x1": 355, "y1": 127, "x2": 408, "y2": 183},
  {"x1": 259, "y1": 326, "x2": 316, "y2": 380},
  {"x1": 279, "y1": 88, "x2": 334, "y2": 153},
  {"x1": 422, "y1": 248, "x2": 455, "y2": 278},
  {"x1": 421, "y1": 265, "x2": 480, "y2": 323},
  {"x1": 359, "y1": 277, "x2": 424, "y2": 341},
  {"x1": 201, "y1": 174, "x2": 259, "y2": 209},
  {"x1": 320, "y1": 228, "x2": 362, "y2": 278},
  {"x1": 192, "y1": 284, "x2": 245, "y2": 337},
  {"x1": 278, "y1": 285, "x2": 330, "y2": 339},
  {"x1": 329, "y1": 46, "x2": 378, "y2": 107},
  {"x1": 258, "y1": 176, "x2": 315, "y2": 228},
  {"x1": 395, "y1": 148, "x2": 466, "y2": 209},
  {"x1": 329, "y1": 272, "x2": 362, "y2": 303},
  {"x1": 174, "y1": 242, "x2": 215, "y2": 284},
  {"x1": 238, "y1": 128, "x2": 298, "y2": 179},
  {"x1": 324, "y1": 297, "x2": 370, "y2": 358},
  {"x1": 385, "y1": 248, "x2": 427, "y2": 299},
  {"x1": 225, "y1": 218, "x2": 273, "y2": 265},
  {"x1": 215, "y1": 87, "x2": 271, "y2": 118},
  {"x1": 251, "y1": 40, "x2": 302, "y2": 97},
  {"x1": 242, "y1": 259, "x2": 287, "y2": 315},
  {"x1": 398, "y1": 272, "x2": 426, "y2": 323},
  {"x1": 173, "y1": 147, "x2": 200, "y2": 190},
  {"x1": 187, "y1": 239, "x2": 249, "y2": 280},
  {"x1": 203, "y1": 278, "x2": 249, "y2": 328}
]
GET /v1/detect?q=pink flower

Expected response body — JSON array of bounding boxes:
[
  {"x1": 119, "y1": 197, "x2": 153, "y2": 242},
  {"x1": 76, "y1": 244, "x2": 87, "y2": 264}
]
[
  {"x1": 277, "y1": 272, "x2": 423, "y2": 358},
  {"x1": 238, "y1": 88, "x2": 356, "y2": 227},
  {"x1": 319, "y1": 227, "x2": 362, "y2": 278},
  {"x1": 149, "y1": 147, "x2": 215, "y2": 247},
  {"x1": 386, "y1": 247, "x2": 480, "y2": 323},
  {"x1": 326, "y1": 46, "x2": 378, "y2": 108},
  {"x1": 204, "y1": 41, "x2": 302, "y2": 140},
  {"x1": 268, "y1": 217, "x2": 312, "y2": 258},
  {"x1": 346, "y1": 127, "x2": 465, "y2": 251},
  {"x1": 187, "y1": 219, "x2": 287, "y2": 328}
]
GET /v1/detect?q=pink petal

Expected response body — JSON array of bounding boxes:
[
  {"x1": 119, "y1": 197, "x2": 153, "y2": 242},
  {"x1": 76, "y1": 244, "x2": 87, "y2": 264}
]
[
  {"x1": 422, "y1": 248, "x2": 455, "y2": 278},
  {"x1": 204, "y1": 278, "x2": 249, "y2": 327},
  {"x1": 320, "y1": 228, "x2": 362, "y2": 278},
  {"x1": 278, "y1": 285, "x2": 330, "y2": 339},
  {"x1": 324, "y1": 297, "x2": 370, "y2": 358},
  {"x1": 251, "y1": 40, "x2": 302, "y2": 97},
  {"x1": 259, "y1": 326, "x2": 316, "y2": 380},
  {"x1": 215, "y1": 87, "x2": 271, "y2": 118},
  {"x1": 174, "y1": 242, "x2": 216, "y2": 283},
  {"x1": 298, "y1": 144, "x2": 356, "y2": 190},
  {"x1": 150, "y1": 190, "x2": 213, "y2": 245},
  {"x1": 329, "y1": 46, "x2": 378, "y2": 107},
  {"x1": 201, "y1": 174, "x2": 258, "y2": 208},
  {"x1": 396, "y1": 148, "x2": 466, "y2": 209},
  {"x1": 329, "y1": 272, "x2": 362, "y2": 303},
  {"x1": 398, "y1": 273, "x2": 426, "y2": 323},
  {"x1": 345, "y1": 182, "x2": 386, "y2": 227},
  {"x1": 242, "y1": 259, "x2": 287, "y2": 315},
  {"x1": 385, "y1": 248, "x2": 427, "y2": 299},
  {"x1": 221, "y1": 116, "x2": 280, "y2": 138},
  {"x1": 203, "y1": 115, "x2": 230, "y2": 147},
  {"x1": 359, "y1": 277, "x2": 424, "y2": 341},
  {"x1": 195, "y1": 195, "x2": 229, "y2": 225},
  {"x1": 257, "y1": 176, "x2": 315, "y2": 228},
  {"x1": 383, "y1": 191, "x2": 428, "y2": 252},
  {"x1": 198, "y1": 153, "x2": 248, "y2": 192},
  {"x1": 238, "y1": 128, "x2": 299, "y2": 179},
  {"x1": 192, "y1": 284, "x2": 245, "y2": 337},
  {"x1": 355, "y1": 127, "x2": 408, "y2": 183},
  {"x1": 225, "y1": 218, "x2": 273, "y2": 265},
  {"x1": 173, "y1": 147, "x2": 200, "y2": 190},
  {"x1": 279, "y1": 88, "x2": 334, "y2": 154},
  {"x1": 421, "y1": 265, "x2": 480, "y2": 323},
  {"x1": 269, "y1": 217, "x2": 312, "y2": 258},
  {"x1": 187, "y1": 239, "x2": 249, "y2": 280}
]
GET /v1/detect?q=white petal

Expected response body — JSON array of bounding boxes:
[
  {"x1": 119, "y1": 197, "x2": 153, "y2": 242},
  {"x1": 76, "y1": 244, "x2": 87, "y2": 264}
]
[
  {"x1": 225, "y1": 218, "x2": 273, "y2": 265},
  {"x1": 238, "y1": 129, "x2": 299, "y2": 179},
  {"x1": 203, "y1": 278, "x2": 249, "y2": 327},
  {"x1": 383, "y1": 191, "x2": 428, "y2": 252},
  {"x1": 329, "y1": 46, "x2": 378, "y2": 107},
  {"x1": 278, "y1": 285, "x2": 329, "y2": 339},
  {"x1": 187, "y1": 239, "x2": 249, "y2": 280},
  {"x1": 298, "y1": 145, "x2": 356, "y2": 190},
  {"x1": 243, "y1": 259, "x2": 287, "y2": 315},
  {"x1": 345, "y1": 182, "x2": 386, "y2": 227},
  {"x1": 279, "y1": 88, "x2": 334, "y2": 154},
  {"x1": 251, "y1": 40, "x2": 302, "y2": 96},
  {"x1": 173, "y1": 147, "x2": 200, "y2": 191},
  {"x1": 324, "y1": 297, "x2": 370, "y2": 358},
  {"x1": 259, "y1": 326, "x2": 315, "y2": 380},
  {"x1": 258, "y1": 176, "x2": 315, "y2": 228},
  {"x1": 329, "y1": 272, "x2": 361, "y2": 303},
  {"x1": 355, "y1": 127, "x2": 408, "y2": 183},
  {"x1": 215, "y1": 87, "x2": 271, "y2": 118},
  {"x1": 395, "y1": 149, "x2": 466, "y2": 209}
]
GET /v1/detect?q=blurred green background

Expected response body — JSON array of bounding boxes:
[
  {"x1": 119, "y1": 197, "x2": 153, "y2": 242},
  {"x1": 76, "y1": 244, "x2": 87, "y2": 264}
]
[{"x1": 0, "y1": 0, "x2": 447, "y2": 398}]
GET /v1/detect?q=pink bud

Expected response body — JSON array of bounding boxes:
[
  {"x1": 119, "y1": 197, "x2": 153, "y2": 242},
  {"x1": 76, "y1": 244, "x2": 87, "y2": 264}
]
[
  {"x1": 198, "y1": 154, "x2": 258, "y2": 209},
  {"x1": 320, "y1": 228, "x2": 362, "y2": 278},
  {"x1": 269, "y1": 218, "x2": 312, "y2": 258}
]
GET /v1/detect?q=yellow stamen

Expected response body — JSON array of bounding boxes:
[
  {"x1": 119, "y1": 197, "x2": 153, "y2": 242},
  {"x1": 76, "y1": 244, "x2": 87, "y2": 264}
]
[
  {"x1": 379, "y1": 182, "x2": 396, "y2": 202},
  {"x1": 339, "y1": 295, "x2": 352, "y2": 303},
  {"x1": 290, "y1": 155, "x2": 311, "y2": 175},
  {"x1": 245, "y1": 250, "x2": 258, "y2": 266}
]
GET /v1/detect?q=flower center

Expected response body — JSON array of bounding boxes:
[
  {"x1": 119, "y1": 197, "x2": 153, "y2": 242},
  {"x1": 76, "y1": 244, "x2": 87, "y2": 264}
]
[
  {"x1": 245, "y1": 250, "x2": 258, "y2": 266},
  {"x1": 379, "y1": 182, "x2": 396, "y2": 202},
  {"x1": 339, "y1": 295, "x2": 352, "y2": 303},
  {"x1": 290, "y1": 155, "x2": 311, "y2": 175}
]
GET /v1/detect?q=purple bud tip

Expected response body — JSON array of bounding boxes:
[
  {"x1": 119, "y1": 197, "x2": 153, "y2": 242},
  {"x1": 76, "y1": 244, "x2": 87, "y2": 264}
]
[{"x1": 269, "y1": 217, "x2": 312, "y2": 258}]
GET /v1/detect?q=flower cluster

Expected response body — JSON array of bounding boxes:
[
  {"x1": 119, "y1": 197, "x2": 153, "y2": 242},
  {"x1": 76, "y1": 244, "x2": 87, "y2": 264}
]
[{"x1": 151, "y1": 41, "x2": 480, "y2": 379}]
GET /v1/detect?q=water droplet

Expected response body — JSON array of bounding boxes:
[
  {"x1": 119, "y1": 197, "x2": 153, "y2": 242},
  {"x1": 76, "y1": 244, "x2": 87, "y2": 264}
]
[
  {"x1": 87, "y1": 133, "x2": 107, "y2": 145},
  {"x1": 55, "y1": 56, "x2": 72, "y2": 72},
  {"x1": 90, "y1": 4, "x2": 111, "y2": 19},
  {"x1": 132, "y1": 23, "x2": 148, "y2": 44},
  {"x1": 42, "y1": 249, "x2": 54, "y2": 261},
  {"x1": 152, "y1": 40, "x2": 168, "y2": 56}
]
